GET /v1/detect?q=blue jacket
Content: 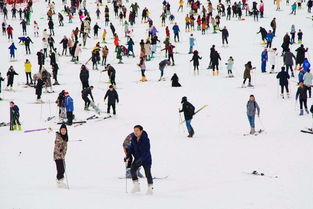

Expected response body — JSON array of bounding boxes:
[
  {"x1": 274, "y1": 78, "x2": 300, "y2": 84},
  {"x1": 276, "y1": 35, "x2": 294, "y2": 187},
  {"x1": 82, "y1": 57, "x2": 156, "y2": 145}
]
[
  {"x1": 189, "y1": 37, "x2": 195, "y2": 47},
  {"x1": 261, "y1": 51, "x2": 268, "y2": 62},
  {"x1": 127, "y1": 131, "x2": 152, "y2": 167},
  {"x1": 302, "y1": 59, "x2": 311, "y2": 71},
  {"x1": 9, "y1": 44, "x2": 17, "y2": 55},
  {"x1": 172, "y1": 25, "x2": 180, "y2": 34},
  {"x1": 127, "y1": 40, "x2": 134, "y2": 51},
  {"x1": 298, "y1": 70, "x2": 305, "y2": 83},
  {"x1": 64, "y1": 95, "x2": 74, "y2": 112},
  {"x1": 266, "y1": 33, "x2": 274, "y2": 43}
]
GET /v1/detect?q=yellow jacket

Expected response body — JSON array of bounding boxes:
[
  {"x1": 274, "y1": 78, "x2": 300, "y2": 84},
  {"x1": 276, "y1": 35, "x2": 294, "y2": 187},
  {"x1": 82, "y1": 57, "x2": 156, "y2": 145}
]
[
  {"x1": 179, "y1": 0, "x2": 184, "y2": 6},
  {"x1": 24, "y1": 62, "x2": 32, "y2": 73}
]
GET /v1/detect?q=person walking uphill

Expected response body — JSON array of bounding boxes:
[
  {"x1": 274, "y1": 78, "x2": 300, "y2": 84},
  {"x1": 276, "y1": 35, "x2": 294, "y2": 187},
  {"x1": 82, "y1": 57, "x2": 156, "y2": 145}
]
[
  {"x1": 246, "y1": 95, "x2": 260, "y2": 135},
  {"x1": 296, "y1": 82, "x2": 309, "y2": 115},
  {"x1": 179, "y1": 97, "x2": 195, "y2": 138},
  {"x1": 124, "y1": 125, "x2": 154, "y2": 195},
  {"x1": 276, "y1": 67, "x2": 290, "y2": 99},
  {"x1": 104, "y1": 85, "x2": 119, "y2": 115},
  {"x1": 53, "y1": 123, "x2": 68, "y2": 188},
  {"x1": 64, "y1": 92, "x2": 74, "y2": 125}
]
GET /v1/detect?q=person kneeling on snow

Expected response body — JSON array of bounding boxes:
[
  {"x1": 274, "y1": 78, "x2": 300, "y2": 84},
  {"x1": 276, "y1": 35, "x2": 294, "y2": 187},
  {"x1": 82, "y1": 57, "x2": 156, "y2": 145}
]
[
  {"x1": 124, "y1": 125, "x2": 153, "y2": 195},
  {"x1": 123, "y1": 133, "x2": 144, "y2": 179}
]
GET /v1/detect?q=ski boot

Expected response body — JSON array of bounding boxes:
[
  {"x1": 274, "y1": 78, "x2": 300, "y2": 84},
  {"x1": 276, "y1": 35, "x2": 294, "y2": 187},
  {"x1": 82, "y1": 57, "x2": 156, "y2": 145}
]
[
  {"x1": 17, "y1": 125, "x2": 22, "y2": 131},
  {"x1": 212, "y1": 71, "x2": 215, "y2": 76},
  {"x1": 131, "y1": 180, "x2": 140, "y2": 193},
  {"x1": 305, "y1": 108, "x2": 309, "y2": 114},
  {"x1": 216, "y1": 71, "x2": 219, "y2": 75},
  {"x1": 13, "y1": 125, "x2": 17, "y2": 131},
  {"x1": 241, "y1": 84, "x2": 246, "y2": 88},
  {"x1": 146, "y1": 184, "x2": 153, "y2": 195},
  {"x1": 250, "y1": 128, "x2": 255, "y2": 135},
  {"x1": 280, "y1": 94, "x2": 284, "y2": 99},
  {"x1": 287, "y1": 93, "x2": 290, "y2": 98},
  {"x1": 300, "y1": 109, "x2": 304, "y2": 116},
  {"x1": 57, "y1": 178, "x2": 66, "y2": 188}
]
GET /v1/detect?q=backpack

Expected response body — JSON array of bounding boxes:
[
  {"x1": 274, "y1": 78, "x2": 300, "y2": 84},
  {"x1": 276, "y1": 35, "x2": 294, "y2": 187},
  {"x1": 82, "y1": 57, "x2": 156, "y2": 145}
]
[{"x1": 187, "y1": 103, "x2": 195, "y2": 116}]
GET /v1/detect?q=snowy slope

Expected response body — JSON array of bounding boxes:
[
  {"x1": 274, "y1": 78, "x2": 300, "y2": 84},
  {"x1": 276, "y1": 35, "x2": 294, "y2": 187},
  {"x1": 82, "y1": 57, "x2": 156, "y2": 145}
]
[{"x1": 1, "y1": 0, "x2": 313, "y2": 208}]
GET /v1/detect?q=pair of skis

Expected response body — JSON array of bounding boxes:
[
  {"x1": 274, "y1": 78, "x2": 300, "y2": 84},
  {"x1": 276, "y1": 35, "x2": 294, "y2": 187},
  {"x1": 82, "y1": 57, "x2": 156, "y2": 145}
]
[{"x1": 243, "y1": 129, "x2": 264, "y2": 136}]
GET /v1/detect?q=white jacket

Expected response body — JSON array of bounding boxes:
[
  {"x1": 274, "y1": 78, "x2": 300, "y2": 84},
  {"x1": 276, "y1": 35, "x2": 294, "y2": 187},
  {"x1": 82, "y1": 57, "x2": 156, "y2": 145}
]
[
  {"x1": 269, "y1": 50, "x2": 278, "y2": 66},
  {"x1": 303, "y1": 72, "x2": 313, "y2": 86}
]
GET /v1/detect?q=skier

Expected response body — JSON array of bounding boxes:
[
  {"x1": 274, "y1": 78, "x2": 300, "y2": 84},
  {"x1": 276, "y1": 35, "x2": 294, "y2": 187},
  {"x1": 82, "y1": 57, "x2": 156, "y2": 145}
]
[
  {"x1": 64, "y1": 92, "x2": 74, "y2": 125},
  {"x1": 296, "y1": 82, "x2": 309, "y2": 115},
  {"x1": 10, "y1": 101, "x2": 22, "y2": 131},
  {"x1": 8, "y1": 43, "x2": 17, "y2": 59},
  {"x1": 265, "y1": 30, "x2": 275, "y2": 48},
  {"x1": 226, "y1": 56, "x2": 234, "y2": 77},
  {"x1": 6, "y1": 66, "x2": 18, "y2": 91},
  {"x1": 104, "y1": 85, "x2": 119, "y2": 115},
  {"x1": 283, "y1": 49, "x2": 296, "y2": 77},
  {"x1": 122, "y1": 133, "x2": 144, "y2": 178},
  {"x1": 220, "y1": 26, "x2": 229, "y2": 46},
  {"x1": 189, "y1": 33, "x2": 195, "y2": 54},
  {"x1": 261, "y1": 48, "x2": 268, "y2": 73},
  {"x1": 24, "y1": 59, "x2": 33, "y2": 85},
  {"x1": 172, "y1": 22, "x2": 180, "y2": 42},
  {"x1": 82, "y1": 86, "x2": 94, "y2": 110},
  {"x1": 138, "y1": 56, "x2": 147, "y2": 82},
  {"x1": 124, "y1": 125, "x2": 153, "y2": 195},
  {"x1": 171, "y1": 73, "x2": 181, "y2": 87},
  {"x1": 211, "y1": 50, "x2": 221, "y2": 75},
  {"x1": 179, "y1": 96, "x2": 195, "y2": 138},
  {"x1": 242, "y1": 61, "x2": 256, "y2": 88},
  {"x1": 257, "y1": 27, "x2": 267, "y2": 43},
  {"x1": 190, "y1": 50, "x2": 202, "y2": 71},
  {"x1": 80, "y1": 65, "x2": 89, "y2": 90},
  {"x1": 105, "y1": 64, "x2": 116, "y2": 86},
  {"x1": 53, "y1": 123, "x2": 68, "y2": 188},
  {"x1": 276, "y1": 67, "x2": 290, "y2": 98},
  {"x1": 158, "y1": 59, "x2": 170, "y2": 81},
  {"x1": 35, "y1": 76, "x2": 44, "y2": 104},
  {"x1": 246, "y1": 95, "x2": 260, "y2": 135},
  {"x1": 268, "y1": 48, "x2": 278, "y2": 73}
]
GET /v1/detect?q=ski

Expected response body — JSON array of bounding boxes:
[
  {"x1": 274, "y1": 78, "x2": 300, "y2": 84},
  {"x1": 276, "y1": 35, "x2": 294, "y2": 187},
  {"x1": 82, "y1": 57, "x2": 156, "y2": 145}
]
[
  {"x1": 86, "y1": 115, "x2": 98, "y2": 120},
  {"x1": 57, "y1": 121, "x2": 86, "y2": 125},
  {"x1": 95, "y1": 115, "x2": 112, "y2": 122},
  {"x1": 244, "y1": 171, "x2": 278, "y2": 179},
  {"x1": 24, "y1": 127, "x2": 52, "y2": 133},
  {"x1": 118, "y1": 176, "x2": 168, "y2": 180},
  {"x1": 300, "y1": 130, "x2": 313, "y2": 134},
  {"x1": 46, "y1": 116, "x2": 55, "y2": 122},
  {"x1": 0, "y1": 122, "x2": 10, "y2": 127},
  {"x1": 180, "y1": 105, "x2": 208, "y2": 125}
]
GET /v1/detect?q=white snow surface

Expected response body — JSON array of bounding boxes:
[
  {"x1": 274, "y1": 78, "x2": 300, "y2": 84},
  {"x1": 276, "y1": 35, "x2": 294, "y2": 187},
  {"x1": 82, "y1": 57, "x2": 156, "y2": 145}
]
[{"x1": 1, "y1": 0, "x2": 313, "y2": 208}]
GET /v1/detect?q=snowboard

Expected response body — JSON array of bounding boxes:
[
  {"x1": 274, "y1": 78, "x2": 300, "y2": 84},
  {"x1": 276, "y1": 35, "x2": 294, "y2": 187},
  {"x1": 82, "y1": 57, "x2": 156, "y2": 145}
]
[{"x1": 180, "y1": 105, "x2": 208, "y2": 125}]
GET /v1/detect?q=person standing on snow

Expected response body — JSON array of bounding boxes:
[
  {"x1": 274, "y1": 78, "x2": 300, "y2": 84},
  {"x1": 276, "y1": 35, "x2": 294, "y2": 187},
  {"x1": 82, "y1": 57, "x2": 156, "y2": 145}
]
[
  {"x1": 261, "y1": 48, "x2": 268, "y2": 73},
  {"x1": 268, "y1": 48, "x2": 278, "y2": 73},
  {"x1": 179, "y1": 97, "x2": 195, "y2": 138},
  {"x1": 265, "y1": 30, "x2": 275, "y2": 48},
  {"x1": 53, "y1": 123, "x2": 68, "y2": 188},
  {"x1": 124, "y1": 125, "x2": 154, "y2": 195},
  {"x1": 172, "y1": 22, "x2": 180, "y2": 42},
  {"x1": 242, "y1": 61, "x2": 256, "y2": 88},
  {"x1": 246, "y1": 95, "x2": 260, "y2": 135},
  {"x1": 296, "y1": 82, "x2": 309, "y2": 115},
  {"x1": 64, "y1": 92, "x2": 74, "y2": 125},
  {"x1": 283, "y1": 49, "x2": 296, "y2": 77},
  {"x1": 6, "y1": 66, "x2": 18, "y2": 91},
  {"x1": 158, "y1": 59, "x2": 170, "y2": 81},
  {"x1": 276, "y1": 67, "x2": 290, "y2": 99},
  {"x1": 104, "y1": 85, "x2": 119, "y2": 115},
  {"x1": 226, "y1": 56, "x2": 234, "y2": 77},
  {"x1": 220, "y1": 26, "x2": 229, "y2": 47},
  {"x1": 80, "y1": 65, "x2": 89, "y2": 90},
  {"x1": 8, "y1": 42, "x2": 17, "y2": 59},
  {"x1": 190, "y1": 50, "x2": 202, "y2": 71},
  {"x1": 189, "y1": 33, "x2": 195, "y2": 54}
]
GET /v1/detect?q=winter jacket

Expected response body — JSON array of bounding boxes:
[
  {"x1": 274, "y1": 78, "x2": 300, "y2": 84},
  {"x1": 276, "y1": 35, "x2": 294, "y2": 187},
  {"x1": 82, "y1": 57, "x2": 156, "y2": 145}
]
[
  {"x1": 7, "y1": 70, "x2": 18, "y2": 83},
  {"x1": 159, "y1": 59, "x2": 170, "y2": 70},
  {"x1": 74, "y1": 45, "x2": 82, "y2": 57},
  {"x1": 283, "y1": 52, "x2": 296, "y2": 65},
  {"x1": 9, "y1": 43, "x2": 17, "y2": 55},
  {"x1": 243, "y1": 63, "x2": 253, "y2": 79},
  {"x1": 302, "y1": 59, "x2": 311, "y2": 71},
  {"x1": 24, "y1": 62, "x2": 32, "y2": 73},
  {"x1": 180, "y1": 101, "x2": 195, "y2": 121},
  {"x1": 211, "y1": 51, "x2": 221, "y2": 65},
  {"x1": 266, "y1": 33, "x2": 274, "y2": 43},
  {"x1": 303, "y1": 72, "x2": 313, "y2": 86},
  {"x1": 269, "y1": 50, "x2": 277, "y2": 66},
  {"x1": 82, "y1": 87, "x2": 94, "y2": 100},
  {"x1": 295, "y1": 46, "x2": 307, "y2": 64},
  {"x1": 127, "y1": 131, "x2": 152, "y2": 167},
  {"x1": 127, "y1": 40, "x2": 134, "y2": 51},
  {"x1": 276, "y1": 71, "x2": 290, "y2": 86},
  {"x1": 190, "y1": 53, "x2": 202, "y2": 66},
  {"x1": 226, "y1": 60, "x2": 234, "y2": 70},
  {"x1": 189, "y1": 37, "x2": 195, "y2": 47},
  {"x1": 261, "y1": 50, "x2": 268, "y2": 62},
  {"x1": 37, "y1": 52, "x2": 45, "y2": 65},
  {"x1": 64, "y1": 95, "x2": 74, "y2": 112},
  {"x1": 246, "y1": 100, "x2": 260, "y2": 116},
  {"x1": 80, "y1": 69, "x2": 89, "y2": 83},
  {"x1": 123, "y1": 133, "x2": 134, "y2": 150},
  {"x1": 296, "y1": 86, "x2": 307, "y2": 100},
  {"x1": 220, "y1": 28, "x2": 229, "y2": 38},
  {"x1": 171, "y1": 74, "x2": 181, "y2": 87},
  {"x1": 104, "y1": 89, "x2": 119, "y2": 105},
  {"x1": 172, "y1": 25, "x2": 180, "y2": 34},
  {"x1": 53, "y1": 132, "x2": 68, "y2": 161}
]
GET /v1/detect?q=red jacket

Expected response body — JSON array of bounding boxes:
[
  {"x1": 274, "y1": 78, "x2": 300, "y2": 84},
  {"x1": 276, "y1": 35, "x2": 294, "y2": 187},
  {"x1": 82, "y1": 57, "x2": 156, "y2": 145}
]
[{"x1": 7, "y1": 26, "x2": 13, "y2": 35}]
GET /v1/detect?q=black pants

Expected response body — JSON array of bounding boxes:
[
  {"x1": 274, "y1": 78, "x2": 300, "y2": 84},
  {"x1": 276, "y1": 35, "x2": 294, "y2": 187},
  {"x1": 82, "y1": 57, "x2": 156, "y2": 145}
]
[
  {"x1": 267, "y1": 41, "x2": 272, "y2": 48},
  {"x1": 222, "y1": 36, "x2": 228, "y2": 44},
  {"x1": 212, "y1": 64, "x2": 219, "y2": 71},
  {"x1": 110, "y1": 75, "x2": 116, "y2": 86},
  {"x1": 25, "y1": 45, "x2": 31, "y2": 54},
  {"x1": 107, "y1": 103, "x2": 116, "y2": 115},
  {"x1": 55, "y1": 159, "x2": 65, "y2": 180},
  {"x1": 131, "y1": 164, "x2": 153, "y2": 185},
  {"x1": 281, "y1": 85, "x2": 289, "y2": 94},
  {"x1": 26, "y1": 72, "x2": 32, "y2": 84},
  {"x1": 66, "y1": 111, "x2": 73, "y2": 125},
  {"x1": 168, "y1": 54, "x2": 174, "y2": 64},
  {"x1": 37, "y1": 93, "x2": 41, "y2": 99},
  {"x1": 299, "y1": 98, "x2": 308, "y2": 110},
  {"x1": 83, "y1": 97, "x2": 91, "y2": 108},
  {"x1": 82, "y1": 81, "x2": 89, "y2": 90},
  {"x1": 243, "y1": 77, "x2": 251, "y2": 84},
  {"x1": 174, "y1": 33, "x2": 179, "y2": 42},
  {"x1": 306, "y1": 85, "x2": 312, "y2": 98},
  {"x1": 7, "y1": 79, "x2": 13, "y2": 87}
]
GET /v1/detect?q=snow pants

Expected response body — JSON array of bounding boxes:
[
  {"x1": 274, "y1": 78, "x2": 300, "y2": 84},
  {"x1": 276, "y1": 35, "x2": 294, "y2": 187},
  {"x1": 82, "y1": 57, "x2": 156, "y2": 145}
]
[
  {"x1": 55, "y1": 159, "x2": 65, "y2": 180},
  {"x1": 131, "y1": 163, "x2": 153, "y2": 185}
]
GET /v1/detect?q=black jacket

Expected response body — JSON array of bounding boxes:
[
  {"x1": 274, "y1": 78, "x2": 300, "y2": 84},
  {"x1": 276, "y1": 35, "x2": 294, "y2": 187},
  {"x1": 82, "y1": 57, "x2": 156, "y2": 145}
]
[
  {"x1": 80, "y1": 69, "x2": 89, "y2": 83},
  {"x1": 296, "y1": 86, "x2": 307, "y2": 100},
  {"x1": 82, "y1": 87, "x2": 94, "y2": 100},
  {"x1": 276, "y1": 71, "x2": 290, "y2": 86},
  {"x1": 180, "y1": 101, "x2": 195, "y2": 121},
  {"x1": 104, "y1": 89, "x2": 119, "y2": 104},
  {"x1": 37, "y1": 52, "x2": 45, "y2": 65},
  {"x1": 171, "y1": 74, "x2": 181, "y2": 87}
]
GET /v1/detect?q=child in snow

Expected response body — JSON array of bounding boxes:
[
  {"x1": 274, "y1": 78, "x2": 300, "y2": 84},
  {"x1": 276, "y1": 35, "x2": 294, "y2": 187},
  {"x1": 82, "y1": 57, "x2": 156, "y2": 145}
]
[{"x1": 226, "y1": 56, "x2": 234, "y2": 77}]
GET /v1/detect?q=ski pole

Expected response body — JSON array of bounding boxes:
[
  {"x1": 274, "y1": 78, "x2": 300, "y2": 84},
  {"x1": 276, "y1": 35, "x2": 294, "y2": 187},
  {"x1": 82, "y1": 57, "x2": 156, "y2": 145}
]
[
  {"x1": 258, "y1": 116, "x2": 266, "y2": 132},
  {"x1": 63, "y1": 159, "x2": 70, "y2": 190}
]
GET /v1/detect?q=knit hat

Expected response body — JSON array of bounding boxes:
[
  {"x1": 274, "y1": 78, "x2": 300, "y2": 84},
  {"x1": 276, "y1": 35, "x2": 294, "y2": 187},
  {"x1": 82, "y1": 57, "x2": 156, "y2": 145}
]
[
  {"x1": 64, "y1": 91, "x2": 69, "y2": 95},
  {"x1": 109, "y1": 85, "x2": 113, "y2": 88}
]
